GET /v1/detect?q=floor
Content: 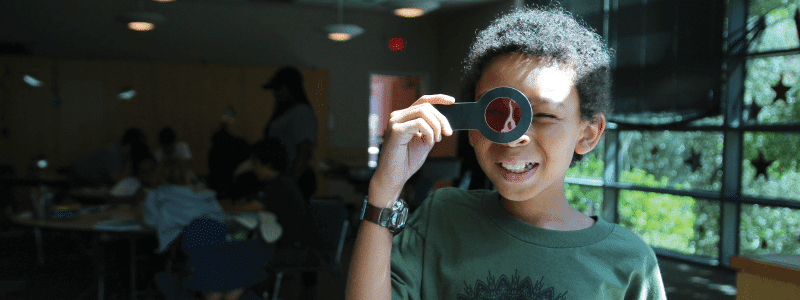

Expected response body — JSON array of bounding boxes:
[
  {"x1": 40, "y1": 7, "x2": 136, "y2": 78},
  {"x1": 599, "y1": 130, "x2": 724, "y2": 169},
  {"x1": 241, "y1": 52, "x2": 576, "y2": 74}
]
[{"x1": 0, "y1": 223, "x2": 737, "y2": 300}]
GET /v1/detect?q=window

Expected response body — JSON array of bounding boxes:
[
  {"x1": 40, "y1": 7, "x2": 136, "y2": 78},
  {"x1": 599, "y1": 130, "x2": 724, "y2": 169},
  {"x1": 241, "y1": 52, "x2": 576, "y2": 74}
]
[{"x1": 564, "y1": 0, "x2": 800, "y2": 267}]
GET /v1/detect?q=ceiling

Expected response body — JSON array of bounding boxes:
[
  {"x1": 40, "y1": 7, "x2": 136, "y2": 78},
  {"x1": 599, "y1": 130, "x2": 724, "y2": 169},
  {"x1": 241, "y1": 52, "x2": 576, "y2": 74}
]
[
  {"x1": 0, "y1": 0, "x2": 504, "y2": 56},
  {"x1": 293, "y1": 0, "x2": 502, "y2": 10}
]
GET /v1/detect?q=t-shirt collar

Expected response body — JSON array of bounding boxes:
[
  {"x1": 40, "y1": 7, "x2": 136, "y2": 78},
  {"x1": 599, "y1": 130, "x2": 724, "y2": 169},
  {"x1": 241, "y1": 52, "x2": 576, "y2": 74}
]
[{"x1": 480, "y1": 190, "x2": 615, "y2": 248}]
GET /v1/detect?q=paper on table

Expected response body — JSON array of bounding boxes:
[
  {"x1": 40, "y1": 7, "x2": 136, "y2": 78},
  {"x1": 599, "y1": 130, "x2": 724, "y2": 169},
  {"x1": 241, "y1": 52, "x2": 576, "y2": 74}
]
[{"x1": 93, "y1": 218, "x2": 143, "y2": 231}]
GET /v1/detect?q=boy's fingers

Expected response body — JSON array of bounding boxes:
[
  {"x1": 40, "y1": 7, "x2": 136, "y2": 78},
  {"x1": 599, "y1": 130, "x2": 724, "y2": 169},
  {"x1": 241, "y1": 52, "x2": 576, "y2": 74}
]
[
  {"x1": 413, "y1": 94, "x2": 456, "y2": 106},
  {"x1": 394, "y1": 118, "x2": 435, "y2": 146},
  {"x1": 391, "y1": 104, "x2": 444, "y2": 142},
  {"x1": 413, "y1": 95, "x2": 455, "y2": 138}
]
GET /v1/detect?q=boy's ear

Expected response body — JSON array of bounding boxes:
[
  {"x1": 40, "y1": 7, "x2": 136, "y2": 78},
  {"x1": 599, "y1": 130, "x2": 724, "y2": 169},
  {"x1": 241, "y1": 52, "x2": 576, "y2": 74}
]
[{"x1": 575, "y1": 113, "x2": 606, "y2": 155}]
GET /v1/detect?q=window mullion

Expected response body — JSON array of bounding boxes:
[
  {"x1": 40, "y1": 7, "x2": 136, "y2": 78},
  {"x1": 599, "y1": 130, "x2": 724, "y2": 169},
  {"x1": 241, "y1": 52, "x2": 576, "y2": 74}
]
[
  {"x1": 719, "y1": 0, "x2": 748, "y2": 268},
  {"x1": 603, "y1": 129, "x2": 620, "y2": 224}
]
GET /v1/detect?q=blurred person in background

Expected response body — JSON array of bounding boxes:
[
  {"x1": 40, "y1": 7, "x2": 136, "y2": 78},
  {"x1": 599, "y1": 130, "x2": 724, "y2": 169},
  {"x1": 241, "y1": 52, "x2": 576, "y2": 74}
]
[
  {"x1": 144, "y1": 157, "x2": 276, "y2": 300},
  {"x1": 155, "y1": 126, "x2": 192, "y2": 163},
  {"x1": 70, "y1": 127, "x2": 148, "y2": 187},
  {"x1": 207, "y1": 109, "x2": 251, "y2": 198},
  {"x1": 262, "y1": 66, "x2": 318, "y2": 201},
  {"x1": 230, "y1": 137, "x2": 319, "y2": 299}
]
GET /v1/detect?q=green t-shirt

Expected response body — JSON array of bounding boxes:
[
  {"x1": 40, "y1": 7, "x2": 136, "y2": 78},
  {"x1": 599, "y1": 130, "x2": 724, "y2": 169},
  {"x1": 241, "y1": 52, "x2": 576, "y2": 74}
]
[{"x1": 391, "y1": 187, "x2": 667, "y2": 299}]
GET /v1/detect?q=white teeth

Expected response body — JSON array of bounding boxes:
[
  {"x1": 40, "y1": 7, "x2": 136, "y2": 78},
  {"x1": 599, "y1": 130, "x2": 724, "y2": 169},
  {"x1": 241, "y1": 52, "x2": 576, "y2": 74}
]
[{"x1": 501, "y1": 162, "x2": 534, "y2": 172}]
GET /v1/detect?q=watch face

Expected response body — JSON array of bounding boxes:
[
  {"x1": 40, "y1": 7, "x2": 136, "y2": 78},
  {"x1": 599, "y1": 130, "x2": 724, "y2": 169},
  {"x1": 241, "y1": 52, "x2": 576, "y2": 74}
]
[{"x1": 388, "y1": 204, "x2": 409, "y2": 233}]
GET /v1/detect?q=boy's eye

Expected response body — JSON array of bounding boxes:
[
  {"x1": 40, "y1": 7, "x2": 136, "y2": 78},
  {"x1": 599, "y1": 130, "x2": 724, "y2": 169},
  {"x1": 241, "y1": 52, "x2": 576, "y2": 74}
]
[{"x1": 535, "y1": 113, "x2": 558, "y2": 119}]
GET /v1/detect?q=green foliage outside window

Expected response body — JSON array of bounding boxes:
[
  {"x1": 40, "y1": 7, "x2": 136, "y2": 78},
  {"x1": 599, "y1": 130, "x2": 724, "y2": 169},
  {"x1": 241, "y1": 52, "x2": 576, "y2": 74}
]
[
  {"x1": 567, "y1": 153, "x2": 721, "y2": 258},
  {"x1": 740, "y1": 204, "x2": 800, "y2": 255}
]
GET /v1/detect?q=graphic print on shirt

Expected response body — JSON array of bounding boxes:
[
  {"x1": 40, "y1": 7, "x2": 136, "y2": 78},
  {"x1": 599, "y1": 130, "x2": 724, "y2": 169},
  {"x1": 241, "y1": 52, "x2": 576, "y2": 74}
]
[{"x1": 457, "y1": 271, "x2": 568, "y2": 300}]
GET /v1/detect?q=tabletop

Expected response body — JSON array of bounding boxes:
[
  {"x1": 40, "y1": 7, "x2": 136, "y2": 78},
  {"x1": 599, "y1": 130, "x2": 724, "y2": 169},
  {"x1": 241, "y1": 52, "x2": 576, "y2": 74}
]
[{"x1": 10, "y1": 204, "x2": 153, "y2": 233}]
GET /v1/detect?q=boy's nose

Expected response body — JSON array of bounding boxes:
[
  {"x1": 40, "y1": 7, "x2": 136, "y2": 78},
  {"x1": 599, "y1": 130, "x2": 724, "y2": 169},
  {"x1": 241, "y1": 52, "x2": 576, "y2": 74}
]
[{"x1": 504, "y1": 134, "x2": 530, "y2": 147}]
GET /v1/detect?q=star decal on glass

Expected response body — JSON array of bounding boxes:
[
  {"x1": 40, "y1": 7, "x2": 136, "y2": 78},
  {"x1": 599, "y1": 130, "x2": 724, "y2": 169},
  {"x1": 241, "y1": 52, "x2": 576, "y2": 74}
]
[
  {"x1": 748, "y1": 98, "x2": 762, "y2": 122},
  {"x1": 771, "y1": 74, "x2": 791, "y2": 104},
  {"x1": 684, "y1": 148, "x2": 702, "y2": 173},
  {"x1": 751, "y1": 151, "x2": 774, "y2": 180}
]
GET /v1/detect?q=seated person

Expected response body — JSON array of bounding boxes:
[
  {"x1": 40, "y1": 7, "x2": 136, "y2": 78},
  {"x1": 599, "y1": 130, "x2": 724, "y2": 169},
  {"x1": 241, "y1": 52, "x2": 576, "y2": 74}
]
[
  {"x1": 142, "y1": 157, "x2": 226, "y2": 254},
  {"x1": 143, "y1": 157, "x2": 275, "y2": 300},
  {"x1": 230, "y1": 137, "x2": 314, "y2": 250},
  {"x1": 70, "y1": 127, "x2": 147, "y2": 186},
  {"x1": 155, "y1": 126, "x2": 192, "y2": 163},
  {"x1": 229, "y1": 138, "x2": 319, "y2": 296},
  {"x1": 109, "y1": 140, "x2": 156, "y2": 204}
]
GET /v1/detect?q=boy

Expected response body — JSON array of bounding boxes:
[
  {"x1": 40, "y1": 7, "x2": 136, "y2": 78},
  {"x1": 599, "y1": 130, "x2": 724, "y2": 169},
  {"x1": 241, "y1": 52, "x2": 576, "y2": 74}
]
[{"x1": 346, "y1": 6, "x2": 667, "y2": 299}]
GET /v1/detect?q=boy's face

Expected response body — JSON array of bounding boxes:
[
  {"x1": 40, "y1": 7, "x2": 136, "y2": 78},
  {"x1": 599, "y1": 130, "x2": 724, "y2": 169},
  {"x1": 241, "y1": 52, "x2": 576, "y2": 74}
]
[{"x1": 469, "y1": 53, "x2": 605, "y2": 202}]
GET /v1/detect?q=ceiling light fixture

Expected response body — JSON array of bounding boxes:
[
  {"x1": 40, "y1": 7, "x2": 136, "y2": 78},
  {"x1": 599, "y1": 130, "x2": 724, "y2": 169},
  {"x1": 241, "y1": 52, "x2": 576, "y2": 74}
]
[
  {"x1": 325, "y1": 0, "x2": 364, "y2": 41},
  {"x1": 117, "y1": 0, "x2": 166, "y2": 32},
  {"x1": 386, "y1": 0, "x2": 440, "y2": 18}
]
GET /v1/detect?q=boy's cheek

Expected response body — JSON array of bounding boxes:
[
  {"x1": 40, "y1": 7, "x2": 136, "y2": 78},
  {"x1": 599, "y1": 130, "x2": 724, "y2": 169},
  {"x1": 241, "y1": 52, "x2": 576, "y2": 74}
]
[{"x1": 468, "y1": 130, "x2": 486, "y2": 147}]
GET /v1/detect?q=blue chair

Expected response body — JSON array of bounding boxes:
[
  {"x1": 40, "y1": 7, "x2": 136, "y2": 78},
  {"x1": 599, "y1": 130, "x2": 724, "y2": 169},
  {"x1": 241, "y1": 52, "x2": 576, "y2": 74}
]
[{"x1": 155, "y1": 217, "x2": 272, "y2": 300}]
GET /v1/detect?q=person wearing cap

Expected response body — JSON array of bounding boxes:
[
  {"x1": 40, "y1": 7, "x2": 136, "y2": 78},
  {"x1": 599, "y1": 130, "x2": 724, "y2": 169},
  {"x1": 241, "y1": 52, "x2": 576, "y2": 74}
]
[{"x1": 262, "y1": 66, "x2": 318, "y2": 201}]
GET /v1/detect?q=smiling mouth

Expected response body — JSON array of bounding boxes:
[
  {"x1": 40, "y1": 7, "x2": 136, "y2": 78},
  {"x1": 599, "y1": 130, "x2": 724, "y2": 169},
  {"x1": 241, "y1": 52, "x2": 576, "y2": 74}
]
[{"x1": 498, "y1": 162, "x2": 538, "y2": 174}]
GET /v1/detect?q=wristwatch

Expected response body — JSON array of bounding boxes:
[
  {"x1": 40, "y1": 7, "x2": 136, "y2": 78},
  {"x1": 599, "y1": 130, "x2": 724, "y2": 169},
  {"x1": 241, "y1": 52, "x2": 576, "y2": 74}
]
[{"x1": 360, "y1": 196, "x2": 409, "y2": 234}]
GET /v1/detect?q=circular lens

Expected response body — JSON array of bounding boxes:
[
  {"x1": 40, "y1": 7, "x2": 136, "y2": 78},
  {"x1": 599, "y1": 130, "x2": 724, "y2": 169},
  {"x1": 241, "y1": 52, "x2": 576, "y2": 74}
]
[{"x1": 484, "y1": 97, "x2": 521, "y2": 133}]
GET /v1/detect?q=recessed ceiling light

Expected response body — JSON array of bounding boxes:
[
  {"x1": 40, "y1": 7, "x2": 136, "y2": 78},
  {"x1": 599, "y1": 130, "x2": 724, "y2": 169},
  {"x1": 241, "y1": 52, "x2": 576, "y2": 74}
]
[
  {"x1": 325, "y1": 24, "x2": 364, "y2": 42},
  {"x1": 117, "y1": 11, "x2": 165, "y2": 31}
]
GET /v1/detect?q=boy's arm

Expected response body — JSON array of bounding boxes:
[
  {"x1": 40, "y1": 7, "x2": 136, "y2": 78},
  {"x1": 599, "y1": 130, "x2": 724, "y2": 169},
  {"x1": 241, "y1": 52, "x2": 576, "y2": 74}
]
[
  {"x1": 345, "y1": 95, "x2": 455, "y2": 300},
  {"x1": 345, "y1": 186, "x2": 399, "y2": 300}
]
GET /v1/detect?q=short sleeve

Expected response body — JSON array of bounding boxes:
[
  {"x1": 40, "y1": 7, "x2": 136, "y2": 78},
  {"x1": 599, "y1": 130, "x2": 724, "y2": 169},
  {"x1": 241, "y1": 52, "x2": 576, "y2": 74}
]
[
  {"x1": 390, "y1": 189, "x2": 439, "y2": 300},
  {"x1": 391, "y1": 226, "x2": 424, "y2": 300},
  {"x1": 625, "y1": 247, "x2": 668, "y2": 300},
  {"x1": 290, "y1": 105, "x2": 318, "y2": 145}
]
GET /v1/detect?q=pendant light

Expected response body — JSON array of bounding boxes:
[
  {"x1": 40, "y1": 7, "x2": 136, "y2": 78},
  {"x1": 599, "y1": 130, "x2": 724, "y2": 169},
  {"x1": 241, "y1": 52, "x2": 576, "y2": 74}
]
[
  {"x1": 325, "y1": 0, "x2": 364, "y2": 42},
  {"x1": 385, "y1": 0, "x2": 440, "y2": 18},
  {"x1": 118, "y1": 0, "x2": 166, "y2": 32}
]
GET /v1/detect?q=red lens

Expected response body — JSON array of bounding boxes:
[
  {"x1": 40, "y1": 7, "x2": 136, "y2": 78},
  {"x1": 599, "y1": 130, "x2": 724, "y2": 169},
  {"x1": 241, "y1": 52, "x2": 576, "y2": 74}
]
[{"x1": 485, "y1": 97, "x2": 521, "y2": 133}]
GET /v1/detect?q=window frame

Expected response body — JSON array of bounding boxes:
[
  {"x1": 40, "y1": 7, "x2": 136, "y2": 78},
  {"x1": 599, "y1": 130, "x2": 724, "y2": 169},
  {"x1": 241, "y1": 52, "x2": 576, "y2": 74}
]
[{"x1": 564, "y1": 0, "x2": 800, "y2": 268}]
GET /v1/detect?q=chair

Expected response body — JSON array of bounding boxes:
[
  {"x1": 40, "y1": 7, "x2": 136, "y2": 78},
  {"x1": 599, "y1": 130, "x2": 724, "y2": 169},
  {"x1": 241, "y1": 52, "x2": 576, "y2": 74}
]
[
  {"x1": 154, "y1": 236, "x2": 199, "y2": 300},
  {"x1": 154, "y1": 218, "x2": 271, "y2": 300},
  {"x1": 267, "y1": 199, "x2": 349, "y2": 300}
]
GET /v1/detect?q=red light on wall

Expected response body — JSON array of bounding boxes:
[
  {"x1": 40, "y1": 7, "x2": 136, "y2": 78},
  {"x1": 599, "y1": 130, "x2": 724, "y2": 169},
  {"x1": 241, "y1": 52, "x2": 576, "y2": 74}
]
[{"x1": 389, "y1": 37, "x2": 405, "y2": 52}]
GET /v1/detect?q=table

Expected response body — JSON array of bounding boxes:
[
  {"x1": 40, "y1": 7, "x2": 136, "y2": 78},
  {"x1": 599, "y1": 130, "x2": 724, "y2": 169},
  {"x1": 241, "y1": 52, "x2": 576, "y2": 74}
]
[
  {"x1": 1, "y1": 174, "x2": 72, "y2": 267},
  {"x1": 730, "y1": 255, "x2": 800, "y2": 299},
  {"x1": 11, "y1": 204, "x2": 153, "y2": 300}
]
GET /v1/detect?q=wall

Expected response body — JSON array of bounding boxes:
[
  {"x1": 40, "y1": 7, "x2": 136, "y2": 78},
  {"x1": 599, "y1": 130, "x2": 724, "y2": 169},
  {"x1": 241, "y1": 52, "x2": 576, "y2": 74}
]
[{"x1": 0, "y1": 57, "x2": 330, "y2": 193}]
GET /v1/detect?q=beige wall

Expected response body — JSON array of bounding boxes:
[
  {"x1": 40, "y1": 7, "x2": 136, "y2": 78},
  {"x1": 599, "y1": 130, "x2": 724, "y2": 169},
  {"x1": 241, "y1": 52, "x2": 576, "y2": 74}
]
[{"x1": 0, "y1": 56, "x2": 330, "y2": 194}]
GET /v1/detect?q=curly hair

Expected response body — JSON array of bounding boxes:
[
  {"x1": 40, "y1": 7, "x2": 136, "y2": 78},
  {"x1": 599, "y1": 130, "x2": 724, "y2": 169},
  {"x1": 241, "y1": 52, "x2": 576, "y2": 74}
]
[{"x1": 462, "y1": 5, "x2": 613, "y2": 164}]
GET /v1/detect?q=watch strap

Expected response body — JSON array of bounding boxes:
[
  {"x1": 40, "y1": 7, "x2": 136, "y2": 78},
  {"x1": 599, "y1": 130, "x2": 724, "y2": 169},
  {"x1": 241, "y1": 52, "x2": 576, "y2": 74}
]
[
  {"x1": 360, "y1": 196, "x2": 407, "y2": 234},
  {"x1": 362, "y1": 201, "x2": 387, "y2": 227}
]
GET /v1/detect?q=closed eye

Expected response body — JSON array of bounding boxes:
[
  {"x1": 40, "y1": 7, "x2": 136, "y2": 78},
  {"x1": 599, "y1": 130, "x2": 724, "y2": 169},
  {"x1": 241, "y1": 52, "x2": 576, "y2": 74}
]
[{"x1": 535, "y1": 114, "x2": 558, "y2": 119}]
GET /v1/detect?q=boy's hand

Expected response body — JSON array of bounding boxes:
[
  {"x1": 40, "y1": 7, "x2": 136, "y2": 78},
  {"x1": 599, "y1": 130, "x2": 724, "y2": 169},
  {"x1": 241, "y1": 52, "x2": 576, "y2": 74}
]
[{"x1": 370, "y1": 95, "x2": 455, "y2": 207}]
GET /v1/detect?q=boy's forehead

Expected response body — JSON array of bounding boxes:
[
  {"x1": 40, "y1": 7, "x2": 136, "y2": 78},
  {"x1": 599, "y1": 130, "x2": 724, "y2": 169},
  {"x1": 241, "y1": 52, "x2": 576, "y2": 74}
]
[{"x1": 477, "y1": 53, "x2": 577, "y2": 104}]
